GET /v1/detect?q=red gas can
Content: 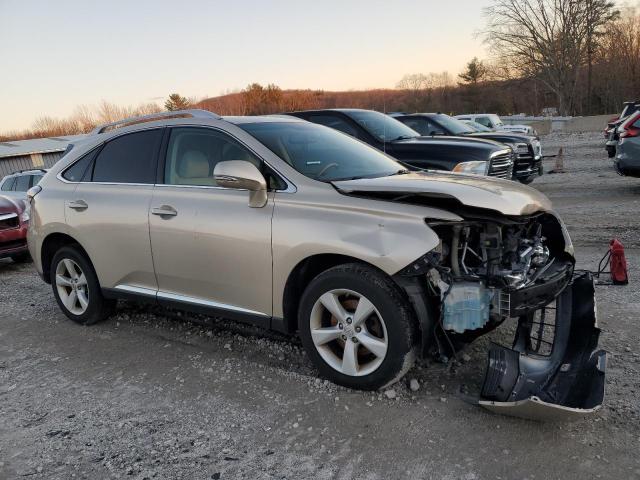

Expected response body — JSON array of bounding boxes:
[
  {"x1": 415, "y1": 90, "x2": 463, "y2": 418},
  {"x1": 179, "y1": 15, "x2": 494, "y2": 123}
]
[{"x1": 609, "y1": 239, "x2": 629, "y2": 285}]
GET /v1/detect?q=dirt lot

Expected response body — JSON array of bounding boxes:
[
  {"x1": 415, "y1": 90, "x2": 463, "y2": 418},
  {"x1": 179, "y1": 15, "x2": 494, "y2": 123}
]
[{"x1": 1, "y1": 131, "x2": 639, "y2": 480}]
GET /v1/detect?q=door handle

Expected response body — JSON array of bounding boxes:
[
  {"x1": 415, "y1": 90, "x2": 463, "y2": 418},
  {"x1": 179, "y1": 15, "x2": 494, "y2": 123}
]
[
  {"x1": 151, "y1": 205, "x2": 178, "y2": 217},
  {"x1": 67, "y1": 200, "x2": 88, "y2": 211}
]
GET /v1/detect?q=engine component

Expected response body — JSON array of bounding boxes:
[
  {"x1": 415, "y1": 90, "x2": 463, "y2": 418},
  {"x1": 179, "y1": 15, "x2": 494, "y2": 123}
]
[{"x1": 442, "y1": 282, "x2": 492, "y2": 333}]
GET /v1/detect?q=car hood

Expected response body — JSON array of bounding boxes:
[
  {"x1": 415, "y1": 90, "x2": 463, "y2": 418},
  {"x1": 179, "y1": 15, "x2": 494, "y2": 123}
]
[
  {"x1": 0, "y1": 194, "x2": 24, "y2": 214},
  {"x1": 394, "y1": 135, "x2": 504, "y2": 150},
  {"x1": 332, "y1": 171, "x2": 552, "y2": 216},
  {"x1": 468, "y1": 132, "x2": 537, "y2": 143}
]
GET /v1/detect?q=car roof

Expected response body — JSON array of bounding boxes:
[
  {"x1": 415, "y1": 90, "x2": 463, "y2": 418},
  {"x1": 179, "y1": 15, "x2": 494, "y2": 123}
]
[{"x1": 223, "y1": 115, "x2": 306, "y2": 125}]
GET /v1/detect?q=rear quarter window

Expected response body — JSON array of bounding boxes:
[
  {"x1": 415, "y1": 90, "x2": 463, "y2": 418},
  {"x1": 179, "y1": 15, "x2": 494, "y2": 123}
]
[
  {"x1": 1, "y1": 177, "x2": 16, "y2": 191},
  {"x1": 62, "y1": 149, "x2": 99, "y2": 182}
]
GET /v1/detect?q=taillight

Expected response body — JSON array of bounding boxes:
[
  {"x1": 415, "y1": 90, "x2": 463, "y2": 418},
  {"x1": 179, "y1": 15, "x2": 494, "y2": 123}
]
[
  {"x1": 620, "y1": 114, "x2": 640, "y2": 138},
  {"x1": 620, "y1": 128, "x2": 640, "y2": 138}
]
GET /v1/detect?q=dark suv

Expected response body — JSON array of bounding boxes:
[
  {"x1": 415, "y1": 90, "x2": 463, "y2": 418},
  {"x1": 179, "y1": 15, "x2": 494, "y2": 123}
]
[
  {"x1": 287, "y1": 109, "x2": 515, "y2": 180},
  {"x1": 392, "y1": 113, "x2": 543, "y2": 184}
]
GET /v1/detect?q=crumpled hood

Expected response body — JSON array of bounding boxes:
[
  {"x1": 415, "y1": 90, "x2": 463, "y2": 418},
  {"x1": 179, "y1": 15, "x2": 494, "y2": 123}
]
[{"x1": 332, "y1": 171, "x2": 552, "y2": 216}]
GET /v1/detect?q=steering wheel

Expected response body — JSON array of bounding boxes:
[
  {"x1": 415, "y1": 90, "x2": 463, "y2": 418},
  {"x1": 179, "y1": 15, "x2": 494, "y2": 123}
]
[{"x1": 317, "y1": 162, "x2": 339, "y2": 178}]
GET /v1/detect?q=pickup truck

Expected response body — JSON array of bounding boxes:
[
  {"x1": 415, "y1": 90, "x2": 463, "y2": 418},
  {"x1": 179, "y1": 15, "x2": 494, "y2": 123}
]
[
  {"x1": 287, "y1": 109, "x2": 516, "y2": 180},
  {"x1": 393, "y1": 113, "x2": 543, "y2": 184}
]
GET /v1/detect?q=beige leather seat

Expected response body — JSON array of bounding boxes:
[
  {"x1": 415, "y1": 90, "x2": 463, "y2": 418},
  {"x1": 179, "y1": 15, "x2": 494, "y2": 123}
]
[{"x1": 174, "y1": 150, "x2": 216, "y2": 186}]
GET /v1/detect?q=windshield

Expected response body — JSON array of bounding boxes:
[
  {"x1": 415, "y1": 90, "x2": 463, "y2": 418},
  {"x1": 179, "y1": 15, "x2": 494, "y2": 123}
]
[
  {"x1": 345, "y1": 110, "x2": 419, "y2": 142},
  {"x1": 433, "y1": 114, "x2": 476, "y2": 135},
  {"x1": 465, "y1": 120, "x2": 492, "y2": 132},
  {"x1": 239, "y1": 121, "x2": 405, "y2": 182}
]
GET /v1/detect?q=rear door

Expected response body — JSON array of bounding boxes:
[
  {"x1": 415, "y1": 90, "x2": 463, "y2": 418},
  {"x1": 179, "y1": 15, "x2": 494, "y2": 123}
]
[
  {"x1": 64, "y1": 128, "x2": 163, "y2": 294},
  {"x1": 148, "y1": 126, "x2": 274, "y2": 324}
]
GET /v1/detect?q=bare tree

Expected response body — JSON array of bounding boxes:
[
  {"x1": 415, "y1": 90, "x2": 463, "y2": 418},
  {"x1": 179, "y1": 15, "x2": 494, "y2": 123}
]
[
  {"x1": 483, "y1": 0, "x2": 593, "y2": 115},
  {"x1": 396, "y1": 73, "x2": 430, "y2": 111},
  {"x1": 584, "y1": 0, "x2": 618, "y2": 113}
]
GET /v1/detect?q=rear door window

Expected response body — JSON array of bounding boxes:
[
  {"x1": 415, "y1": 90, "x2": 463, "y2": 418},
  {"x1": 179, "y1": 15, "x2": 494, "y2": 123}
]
[{"x1": 92, "y1": 129, "x2": 163, "y2": 184}]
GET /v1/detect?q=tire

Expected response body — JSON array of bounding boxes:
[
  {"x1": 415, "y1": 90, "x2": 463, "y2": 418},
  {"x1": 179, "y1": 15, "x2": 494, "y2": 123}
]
[
  {"x1": 298, "y1": 263, "x2": 417, "y2": 390},
  {"x1": 519, "y1": 176, "x2": 535, "y2": 185},
  {"x1": 607, "y1": 146, "x2": 616, "y2": 158},
  {"x1": 50, "y1": 246, "x2": 116, "y2": 325},
  {"x1": 10, "y1": 252, "x2": 31, "y2": 263}
]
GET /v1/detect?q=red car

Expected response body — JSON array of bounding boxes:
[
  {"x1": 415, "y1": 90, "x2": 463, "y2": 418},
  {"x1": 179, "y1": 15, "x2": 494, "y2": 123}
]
[{"x1": 0, "y1": 194, "x2": 30, "y2": 263}]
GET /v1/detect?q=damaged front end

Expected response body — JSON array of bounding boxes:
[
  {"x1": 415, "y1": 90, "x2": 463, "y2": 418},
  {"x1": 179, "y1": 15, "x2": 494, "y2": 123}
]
[{"x1": 399, "y1": 210, "x2": 606, "y2": 420}]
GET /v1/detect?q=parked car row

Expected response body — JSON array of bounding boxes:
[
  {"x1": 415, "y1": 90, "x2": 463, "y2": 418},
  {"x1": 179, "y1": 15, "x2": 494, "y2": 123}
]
[
  {"x1": 287, "y1": 109, "x2": 542, "y2": 184},
  {"x1": 604, "y1": 100, "x2": 639, "y2": 158},
  {"x1": 389, "y1": 113, "x2": 542, "y2": 184},
  {"x1": 17, "y1": 108, "x2": 604, "y2": 420},
  {"x1": 613, "y1": 110, "x2": 640, "y2": 177}
]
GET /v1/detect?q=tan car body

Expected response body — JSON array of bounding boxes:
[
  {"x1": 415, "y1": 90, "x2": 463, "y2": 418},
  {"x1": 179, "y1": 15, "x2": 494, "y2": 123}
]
[{"x1": 28, "y1": 114, "x2": 555, "y2": 329}]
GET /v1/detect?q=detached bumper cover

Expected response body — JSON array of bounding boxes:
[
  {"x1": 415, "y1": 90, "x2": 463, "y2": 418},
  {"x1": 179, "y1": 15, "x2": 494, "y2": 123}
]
[{"x1": 480, "y1": 273, "x2": 606, "y2": 421}]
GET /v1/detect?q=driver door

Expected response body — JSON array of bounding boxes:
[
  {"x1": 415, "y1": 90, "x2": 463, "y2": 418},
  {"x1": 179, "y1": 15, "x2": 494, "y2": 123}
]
[{"x1": 148, "y1": 126, "x2": 274, "y2": 325}]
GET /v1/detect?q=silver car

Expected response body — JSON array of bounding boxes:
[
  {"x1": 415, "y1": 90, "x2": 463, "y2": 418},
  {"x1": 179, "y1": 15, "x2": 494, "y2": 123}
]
[
  {"x1": 614, "y1": 111, "x2": 640, "y2": 177},
  {"x1": 27, "y1": 110, "x2": 605, "y2": 419},
  {"x1": 0, "y1": 169, "x2": 47, "y2": 200}
]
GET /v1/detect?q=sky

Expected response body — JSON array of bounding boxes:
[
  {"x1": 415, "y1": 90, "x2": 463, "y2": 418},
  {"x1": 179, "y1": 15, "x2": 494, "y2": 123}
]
[{"x1": 0, "y1": 0, "x2": 492, "y2": 132}]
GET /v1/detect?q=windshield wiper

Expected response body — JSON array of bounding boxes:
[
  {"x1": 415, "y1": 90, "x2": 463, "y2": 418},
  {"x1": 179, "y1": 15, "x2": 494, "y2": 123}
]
[
  {"x1": 389, "y1": 135, "x2": 415, "y2": 142},
  {"x1": 387, "y1": 169, "x2": 410, "y2": 176}
]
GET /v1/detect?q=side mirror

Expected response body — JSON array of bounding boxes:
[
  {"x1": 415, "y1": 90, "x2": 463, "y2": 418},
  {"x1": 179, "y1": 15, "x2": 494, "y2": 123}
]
[{"x1": 214, "y1": 160, "x2": 268, "y2": 208}]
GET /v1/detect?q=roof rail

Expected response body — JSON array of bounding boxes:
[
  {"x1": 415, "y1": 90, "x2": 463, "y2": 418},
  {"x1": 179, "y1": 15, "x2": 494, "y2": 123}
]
[
  {"x1": 90, "y1": 109, "x2": 222, "y2": 135},
  {"x1": 13, "y1": 168, "x2": 48, "y2": 174}
]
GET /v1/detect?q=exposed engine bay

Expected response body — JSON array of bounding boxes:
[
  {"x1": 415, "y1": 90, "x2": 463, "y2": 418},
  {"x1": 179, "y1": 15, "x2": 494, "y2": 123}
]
[{"x1": 413, "y1": 212, "x2": 575, "y2": 337}]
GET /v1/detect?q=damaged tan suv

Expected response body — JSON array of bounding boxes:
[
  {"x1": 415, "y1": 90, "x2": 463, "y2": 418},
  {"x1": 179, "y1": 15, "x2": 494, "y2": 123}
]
[{"x1": 27, "y1": 110, "x2": 605, "y2": 419}]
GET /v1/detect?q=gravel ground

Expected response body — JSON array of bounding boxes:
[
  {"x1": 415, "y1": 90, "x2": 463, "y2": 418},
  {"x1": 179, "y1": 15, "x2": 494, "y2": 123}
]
[{"x1": 1, "y1": 131, "x2": 640, "y2": 479}]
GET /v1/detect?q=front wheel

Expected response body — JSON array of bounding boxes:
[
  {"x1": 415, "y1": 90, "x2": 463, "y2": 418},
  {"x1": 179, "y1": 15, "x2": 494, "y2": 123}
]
[
  {"x1": 519, "y1": 176, "x2": 535, "y2": 185},
  {"x1": 298, "y1": 263, "x2": 417, "y2": 390},
  {"x1": 50, "y1": 246, "x2": 116, "y2": 325}
]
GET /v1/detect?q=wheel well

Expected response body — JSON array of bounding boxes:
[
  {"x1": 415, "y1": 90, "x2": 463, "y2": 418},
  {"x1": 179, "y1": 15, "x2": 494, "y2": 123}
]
[
  {"x1": 40, "y1": 233, "x2": 88, "y2": 283},
  {"x1": 282, "y1": 254, "x2": 378, "y2": 334}
]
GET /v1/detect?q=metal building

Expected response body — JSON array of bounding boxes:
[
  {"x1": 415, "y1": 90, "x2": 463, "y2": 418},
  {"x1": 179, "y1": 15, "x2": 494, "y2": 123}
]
[{"x1": 0, "y1": 135, "x2": 86, "y2": 177}]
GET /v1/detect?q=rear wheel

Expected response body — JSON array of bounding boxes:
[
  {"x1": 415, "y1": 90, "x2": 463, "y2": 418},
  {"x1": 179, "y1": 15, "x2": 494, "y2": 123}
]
[
  {"x1": 50, "y1": 246, "x2": 116, "y2": 325},
  {"x1": 298, "y1": 263, "x2": 417, "y2": 390},
  {"x1": 607, "y1": 146, "x2": 616, "y2": 158}
]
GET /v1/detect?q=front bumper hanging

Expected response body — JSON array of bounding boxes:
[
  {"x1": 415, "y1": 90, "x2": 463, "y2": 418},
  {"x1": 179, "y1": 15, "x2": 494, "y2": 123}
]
[{"x1": 479, "y1": 272, "x2": 606, "y2": 421}]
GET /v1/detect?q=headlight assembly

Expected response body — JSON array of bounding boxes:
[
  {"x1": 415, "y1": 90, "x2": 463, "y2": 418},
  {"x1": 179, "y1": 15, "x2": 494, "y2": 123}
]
[{"x1": 452, "y1": 161, "x2": 489, "y2": 176}]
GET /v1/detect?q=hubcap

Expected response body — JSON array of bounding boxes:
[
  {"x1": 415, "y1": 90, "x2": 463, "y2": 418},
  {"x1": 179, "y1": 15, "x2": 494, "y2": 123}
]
[
  {"x1": 55, "y1": 258, "x2": 89, "y2": 315},
  {"x1": 309, "y1": 289, "x2": 388, "y2": 377}
]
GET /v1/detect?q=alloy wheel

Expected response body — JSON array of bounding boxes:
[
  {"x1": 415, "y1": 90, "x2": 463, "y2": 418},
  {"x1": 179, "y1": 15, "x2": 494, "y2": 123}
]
[
  {"x1": 309, "y1": 289, "x2": 388, "y2": 376},
  {"x1": 55, "y1": 258, "x2": 89, "y2": 315}
]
